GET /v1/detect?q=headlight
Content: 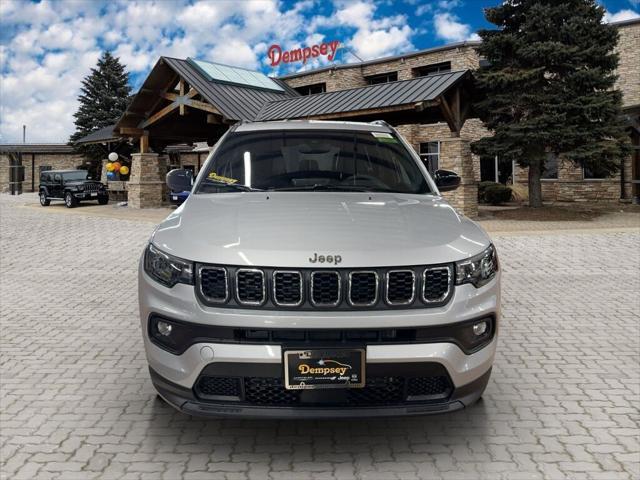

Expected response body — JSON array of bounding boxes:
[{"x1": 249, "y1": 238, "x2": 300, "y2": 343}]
[
  {"x1": 144, "y1": 244, "x2": 193, "y2": 287},
  {"x1": 76, "y1": 185, "x2": 84, "y2": 191},
  {"x1": 455, "y1": 244, "x2": 498, "y2": 288}
]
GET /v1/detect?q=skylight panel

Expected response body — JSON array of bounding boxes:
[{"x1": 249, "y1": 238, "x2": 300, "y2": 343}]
[{"x1": 188, "y1": 58, "x2": 284, "y2": 92}]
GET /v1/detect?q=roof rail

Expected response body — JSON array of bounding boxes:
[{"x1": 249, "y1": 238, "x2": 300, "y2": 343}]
[{"x1": 370, "y1": 120, "x2": 391, "y2": 128}]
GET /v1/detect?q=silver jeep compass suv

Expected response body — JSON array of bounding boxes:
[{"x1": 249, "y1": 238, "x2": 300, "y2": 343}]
[{"x1": 139, "y1": 120, "x2": 500, "y2": 418}]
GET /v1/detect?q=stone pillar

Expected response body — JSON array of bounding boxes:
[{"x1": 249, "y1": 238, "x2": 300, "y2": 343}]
[
  {"x1": 438, "y1": 137, "x2": 478, "y2": 218},
  {"x1": 126, "y1": 153, "x2": 167, "y2": 209}
]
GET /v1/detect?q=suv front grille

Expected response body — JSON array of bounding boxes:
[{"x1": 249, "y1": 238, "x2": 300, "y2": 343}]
[
  {"x1": 422, "y1": 267, "x2": 452, "y2": 303},
  {"x1": 195, "y1": 375, "x2": 452, "y2": 406},
  {"x1": 196, "y1": 376, "x2": 241, "y2": 399},
  {"x1": 199, "y1": 267, "x2": 228, "y2": 303},
  {"x1": 196, "y1": 264, "x2": 454, "y2": 310},
  {"x1": 236, "y1": 269, "x2": 265, "y2": 305},
  {"x1": 348, "y1": 271, "x2": 378, "y2": 306},
  {"x1": 310, "y1": 271, "x2": 340, "y2": 306},
  {"x1": 385, "y1": 270, "x2": 415, "y2": 305},
  {"x1": 273, "y1": 271, "x2": 303, "y2": 306}
]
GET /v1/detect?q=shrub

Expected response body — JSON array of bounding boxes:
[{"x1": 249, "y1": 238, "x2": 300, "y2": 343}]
[
  {"x1": 483, "y1": 184, "x2": 513, "y2": 205},
  {"x1": 478, "y1": 181, "x2": 500, "y2": 202}
]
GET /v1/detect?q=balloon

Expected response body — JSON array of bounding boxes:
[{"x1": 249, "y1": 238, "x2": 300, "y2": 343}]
[
  {"x1": 108, "y1": 152, "x2": 118, "y2": 162},
  {"x1": 113, "y1": 162, "x2": 121, "y2": 172},
  {"x1": 106, "y1": 162, "x2": 115, "y2": 172},
  {"x1": 106, "y1": 171, "x2": 116, "y2": 180},
  {"x1": 119, "y1": 165, "x2": 129, "y2": 175}
]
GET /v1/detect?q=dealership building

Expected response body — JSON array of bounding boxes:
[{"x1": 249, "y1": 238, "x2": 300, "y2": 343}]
[{"x1": 1, "y1": 18, "x2": 638, "y2": 215}]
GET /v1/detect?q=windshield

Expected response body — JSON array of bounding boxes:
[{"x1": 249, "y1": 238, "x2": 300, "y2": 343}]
[
  {"x1": 196, "y1": 130, "x2": 431, "y2": 194},
  {"x1": 62, "y1": 171, "x2": 88, "y2": 182}
]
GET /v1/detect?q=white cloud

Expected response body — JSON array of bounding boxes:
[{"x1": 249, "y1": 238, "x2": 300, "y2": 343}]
[
  {"x1": 603, "y1": 9, "x2": 640, "y2": 23},
  {"x1": 0, "y1": 0, "x2": 419, "y2": 142},
  {"x1": 433, "y1": 12, "x2": 477, "y2": 42},
  {"x1": 331, "y1": 0, "x2": 414, "y2": 60}
]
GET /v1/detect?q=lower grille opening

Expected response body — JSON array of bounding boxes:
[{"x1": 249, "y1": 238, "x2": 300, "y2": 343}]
[
  {"x1": 194, "y1": 375, "x2": 452, "y2": 406},
  {"x1": 196, "y1": 376, "x2": 241, "y2": 399}
]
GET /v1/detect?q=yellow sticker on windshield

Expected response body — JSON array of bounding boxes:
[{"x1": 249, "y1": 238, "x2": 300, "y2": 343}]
[{"x1": 208, "y1": 172, "x2": 238, "y2": 184}]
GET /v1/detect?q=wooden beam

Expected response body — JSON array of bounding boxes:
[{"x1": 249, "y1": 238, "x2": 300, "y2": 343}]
[
  {"x1": 453, "y1": 87, "x2": 461, "y2": 131},
  {"x1": 438, "y1": 95, "x2": 459, "y2": 136},
  {"x1": 140, "y1": 133, "x2": 149, "y2": 153},
  {"x1": 119, "y1": 127, "x2": 145, "y2": 136},
  {"x1": 179, "y1": 79, "x2": 186, "y2": 115},
  {"x1": 306, "y1": 104, "x2": 414, "y2": 120},
  {"x1": 161, "y1": 89, "x2": 198, "y2": 102},
  {"x1": 140, "y1": 101, "x2": 179, "y2": 129},
  {"x1": 146, "y1": 73, "x2": 178, "y2": 118},
  {"x1": 207, "y1": 113, "x2": 223, "y2": 124},
  {"x1": 414, "y1": 100, "x2": 439, "y2": 112},
  {"x1": 187, "y1": 99, "x2": 222, "y2": 115}
]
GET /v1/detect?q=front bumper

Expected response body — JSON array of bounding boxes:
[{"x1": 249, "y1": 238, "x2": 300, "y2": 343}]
[
  {"x1": 140, "y1": 264, "x2": 499, "y2": 418},
  {"x1": 73, "y1": 191, "x2": 107, "y2": 199}
]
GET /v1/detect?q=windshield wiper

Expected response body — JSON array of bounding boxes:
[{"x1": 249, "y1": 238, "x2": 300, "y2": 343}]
[
  {"x1": 269, "y1": 184, "x2": 378, "y2": 192},
  {"x1": 201, "y1": 179, "x2": 263, "y2": 192}
]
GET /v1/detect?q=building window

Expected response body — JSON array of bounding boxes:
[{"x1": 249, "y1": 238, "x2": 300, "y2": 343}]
[
  {"x1": 419, "y1": 142, "x2": 439, "y2": 173},
  {"x1": 365, "y1": 72, "x2": 398, "y2": 85},
  {"x1": 413, "y1": 61, "x2": 452, "y2": 77},
  {"x1": 294, "y1": 83, "x2": 326, "y2": 96},
  {"x1": 583, "y1": 164, "x2": 609, "y2": 179},
  {"x1": 542, "y1": 153, "x2": 558, "y2": 180}
]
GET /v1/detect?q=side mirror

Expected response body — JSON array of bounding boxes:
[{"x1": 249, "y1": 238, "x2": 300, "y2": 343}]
[
  {"x1": 166, "y1": 169, "x2": 192, "y2": 193},
  {"x1": 434, "y1": 169, "x2": 461, "y2": 192}
]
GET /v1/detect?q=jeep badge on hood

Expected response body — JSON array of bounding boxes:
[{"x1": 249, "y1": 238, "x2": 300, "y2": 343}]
[{"x1": 309, "y1": 253, "x2": 342, "y2": 265}]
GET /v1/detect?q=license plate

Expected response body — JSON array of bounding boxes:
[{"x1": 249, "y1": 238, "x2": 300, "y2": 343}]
[
  {"x1": 284, "y1": 349, "x2": 365, "y2": 390},
  {"x1": 90, "y1": 192, "x2": 97, "y2": 197}
]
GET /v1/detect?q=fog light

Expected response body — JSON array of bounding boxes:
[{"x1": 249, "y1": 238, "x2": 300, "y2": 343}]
[
  {"x1": 472, "y1": 321, "x2": 487, "y2": 336},
  {"x1": 157, "y1": 320, "x2": 172, "y2": 336}
]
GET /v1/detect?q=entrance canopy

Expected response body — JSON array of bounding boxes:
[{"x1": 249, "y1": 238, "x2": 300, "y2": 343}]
[{"x1": 110, "y1": 56, "x2": 474, "y2": 152}]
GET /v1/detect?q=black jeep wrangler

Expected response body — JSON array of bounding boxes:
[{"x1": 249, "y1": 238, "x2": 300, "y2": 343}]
[{"x1": 39, "y1": 170, "x2": 109, "y2": 208}]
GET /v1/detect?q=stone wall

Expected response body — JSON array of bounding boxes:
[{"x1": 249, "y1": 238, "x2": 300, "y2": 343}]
[
  {"x1": 0, "y1": 152, "x2": 86, "y2": 193},
  {"x1": 283, "y1": 43, "x2": 480, "y2": 92},
  {"x1": 126, "y1": 153, "x2": 168, "y2": 209},
  {"x1": 514, "y1": 160, "x2": 623, "y2": 203},
  {"x1": 284, "y1": 66, "x2": 367, "y2": 92},
  {"x1": 615, "y1": 21, "x2": 640, "y2": 108}
]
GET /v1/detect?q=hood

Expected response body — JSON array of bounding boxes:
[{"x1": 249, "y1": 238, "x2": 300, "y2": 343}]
[
  {"x1": 65, "y1": 180, "x2": 102, "y2": 186},
  {"x1": 152, "y1": 192, "x2": 491, "y2": 268}
]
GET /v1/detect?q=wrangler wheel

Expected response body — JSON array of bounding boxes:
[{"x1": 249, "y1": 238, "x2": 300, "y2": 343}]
[
  {"x1": 64, "y1": 191, "x2": 77, "y2": 208},
  {"x1": 39, "y1": 191, "x2": 50, "y2": 206}
]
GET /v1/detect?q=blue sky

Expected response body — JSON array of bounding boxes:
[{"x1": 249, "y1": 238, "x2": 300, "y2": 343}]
[{"x1": 1, "y1": 0, "x2": 638, "y2": 143}]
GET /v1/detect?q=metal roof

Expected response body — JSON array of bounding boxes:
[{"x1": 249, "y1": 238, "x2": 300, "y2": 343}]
[
  {"x1": 0, "y1": 144, "x2": 75, "y2": 154},
  {"x1": 162, "y1": 57, "x2": 295, "y2": 121},
  {"x1": 74, "y1": 124, "x2": 119, "y2": 145},
  {"x1": 256, "y1": 70, "x2": 469, "y2": 121}
]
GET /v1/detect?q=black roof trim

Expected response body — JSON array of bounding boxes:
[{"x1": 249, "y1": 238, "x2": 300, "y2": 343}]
[{"x1": 0, "y1": 144, "x2": 76, "y2": 154}]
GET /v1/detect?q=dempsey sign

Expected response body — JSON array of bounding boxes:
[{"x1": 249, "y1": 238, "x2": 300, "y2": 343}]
[{"x1": 267, "y1": 40, "x2": 340, "y2": 67}]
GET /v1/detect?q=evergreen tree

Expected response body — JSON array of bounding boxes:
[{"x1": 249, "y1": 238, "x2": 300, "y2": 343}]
[
  {"x1": 70, "y1": 51, "x2": 132, "y2": 161},
  {"x1": 471, "y1": 0, "x2": 631, "y2": 207}
]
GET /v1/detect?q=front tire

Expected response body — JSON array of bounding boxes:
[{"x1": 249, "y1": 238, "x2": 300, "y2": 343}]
[
  {"x1": 39, "y1": 191, "x2": 50, "y2": 206},
  {"x1": 98, "y1": 195, "x2": 109, "y2": 205},
  {"x1": 64, "y1": 191, "x2": 77, "y2": 208}
]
